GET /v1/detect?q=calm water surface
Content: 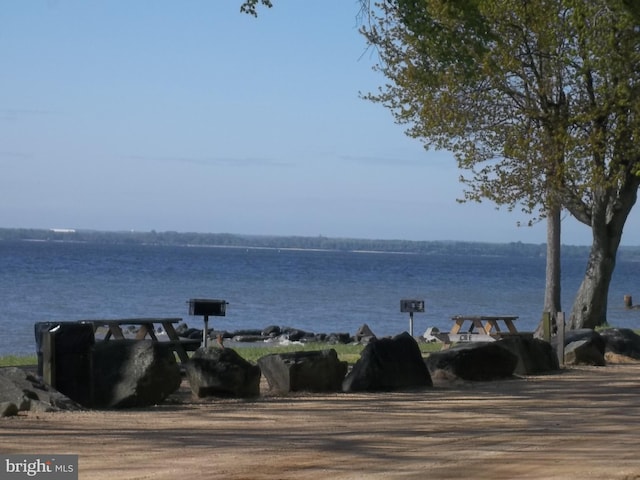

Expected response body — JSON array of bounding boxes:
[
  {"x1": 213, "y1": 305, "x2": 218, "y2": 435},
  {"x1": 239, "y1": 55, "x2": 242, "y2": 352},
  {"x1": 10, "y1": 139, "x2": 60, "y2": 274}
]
[{"x1": 1, "y1": 240, "x2": 639, "y2": 356}]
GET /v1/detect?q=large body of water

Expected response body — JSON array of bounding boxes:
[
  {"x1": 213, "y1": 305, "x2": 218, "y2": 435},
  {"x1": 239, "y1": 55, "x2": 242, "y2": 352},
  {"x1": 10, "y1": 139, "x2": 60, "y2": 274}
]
[{"x1": 1, "y1": 240, "x2": 639, "y2": 356}]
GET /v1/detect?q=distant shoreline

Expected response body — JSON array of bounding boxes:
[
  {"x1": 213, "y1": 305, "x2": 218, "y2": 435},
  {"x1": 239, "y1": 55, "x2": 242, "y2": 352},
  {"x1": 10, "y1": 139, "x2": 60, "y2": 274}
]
[{"x1": 2, "y1": 226, "x2": 639, "y2": 259}]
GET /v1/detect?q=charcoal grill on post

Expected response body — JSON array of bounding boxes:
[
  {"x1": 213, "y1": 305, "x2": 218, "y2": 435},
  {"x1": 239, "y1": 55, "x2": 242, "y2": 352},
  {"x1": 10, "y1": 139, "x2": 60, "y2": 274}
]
[
  {"x1": 400, "y1": 299, "x2": 425, "y2": 336},
  {"x1": 188, "y1": 299, "x2": 227, "y2": 347}
]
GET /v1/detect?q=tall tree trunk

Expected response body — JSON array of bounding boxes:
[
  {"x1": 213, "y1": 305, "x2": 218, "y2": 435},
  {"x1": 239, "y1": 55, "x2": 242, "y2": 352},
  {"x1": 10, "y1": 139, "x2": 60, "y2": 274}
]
[
  {"x1": 567, "y1": 178, "x2": 639, "y2": 329},
  {"x1": 544, "y1": 206, "x2": 562, "y2": 314},
  {"x1": 568, "y1": 227, "x2": 620, "y2": 329},
  {"x1": 534, "y1": 206, "x2": 562, "y2": 337}
]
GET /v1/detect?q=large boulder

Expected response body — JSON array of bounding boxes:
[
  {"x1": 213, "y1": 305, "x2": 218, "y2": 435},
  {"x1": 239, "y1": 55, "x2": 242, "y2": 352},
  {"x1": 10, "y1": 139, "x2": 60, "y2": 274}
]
[
  {"x1": 496, "y1": 335, "x2": 559, "y2": 375},
  {"x1": 0, "y1": 367, "x2": 83, "y2": 414},
  {"x1": 564, "y1": 339, "x2": 606, "y2": 366},
  {"x1": 91, "y1": 340, "x2": 182, "y2": 409},
  {"x1": 599, "y1": 328, "x2": 640, "y2": 359},
  {"x1": 342, "y1": 332, "x2": 432, "y2": 392},
  {"x1": 554, "y1": 328, "x2": 606, "y2": 351},
  {"x1": 185, "y1": 347, "x2": 261, "y2": 398},
  {"x1": 426, "y1": 342, "x2": 518, "y2": 381},
  {"x1": 257, "y1": 349, "x2": 347, "y2": 394},
  {"x1": 556, "y1": 329, "x2": 606, "y2": 366}
]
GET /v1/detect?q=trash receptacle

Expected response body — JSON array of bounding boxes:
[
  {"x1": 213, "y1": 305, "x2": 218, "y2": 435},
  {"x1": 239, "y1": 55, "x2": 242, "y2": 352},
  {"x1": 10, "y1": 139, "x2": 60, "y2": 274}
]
[{"x1": 35, "y1": 322, "x2": 95, "y2": 406}]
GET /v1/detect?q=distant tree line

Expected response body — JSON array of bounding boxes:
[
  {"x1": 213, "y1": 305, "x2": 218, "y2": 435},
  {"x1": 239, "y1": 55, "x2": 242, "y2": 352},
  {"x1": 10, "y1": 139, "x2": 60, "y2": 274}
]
[{"x1": 2, "y1": 227, "x2": 631, "y2": 259}]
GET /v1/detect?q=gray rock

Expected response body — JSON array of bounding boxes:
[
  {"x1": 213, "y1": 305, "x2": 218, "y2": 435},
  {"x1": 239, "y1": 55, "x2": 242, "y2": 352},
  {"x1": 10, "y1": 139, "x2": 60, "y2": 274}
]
[
  {"x1": 0, "y1": 367, "x2": 83, "y2": 412},
  {"x1": 282, "y1": 328, "x2": 313, "y2": 342},
  {"x1": 257, "y1": 349, "x2": 347, "y2": 394},
  {"x1": 552, "y1": 329, "x2": 606, "y2": 366},
  {"x1": 342, "y1": 332, "x2": 432, "y2": 392},
  {"x1": 555, "y1": 329, "x2": 605, "y2": 352},
  {"x1": 0, "y1": 402, "x2": 19, "y2": 417},
  {"x1": 325, "y1": 332, "x2": 352, "y2": 344},
  {"x1": 262, "y1": 325, "x2": 281, "y2": 337},
  {"x1": 354, "y1": 324, "x2": 376, "y2": 343},
  {"x1": 564, "y1": 339, "x2": 606, "y2": 366},
  {"x1": 91, "y1": 340, "x2": 182, "y2": 409},
  {"x1": 599, "y1": 328, "x2": 640, "y2": 359},
  {"x1": 497, "y1": 336, "x2": 559, "y2": 375},
  {"x1": 426, "y1": 342, "x2": 518, "y2": 381},
  {"x1": 185, "y1": 347, "x2": 261, "y2": 398}
]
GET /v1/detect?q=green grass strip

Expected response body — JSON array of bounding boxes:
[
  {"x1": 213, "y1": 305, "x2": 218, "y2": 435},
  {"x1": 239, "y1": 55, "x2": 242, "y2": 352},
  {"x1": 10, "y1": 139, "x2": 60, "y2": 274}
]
[{"x1": 0, "y1": 341, "x2": 443, "y2": 367}]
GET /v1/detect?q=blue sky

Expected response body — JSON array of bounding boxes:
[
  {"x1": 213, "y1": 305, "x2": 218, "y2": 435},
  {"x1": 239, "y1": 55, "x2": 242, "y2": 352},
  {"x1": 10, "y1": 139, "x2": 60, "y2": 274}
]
[{"x1": 1, "y1": 0, "x2": 637, "y2": 246}]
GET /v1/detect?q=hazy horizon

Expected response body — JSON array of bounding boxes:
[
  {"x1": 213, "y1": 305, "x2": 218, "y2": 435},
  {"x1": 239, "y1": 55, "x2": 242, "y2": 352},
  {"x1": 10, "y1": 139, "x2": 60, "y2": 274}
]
[{"x1": 2, "y1": 224, "x2": 628, "y2": 248}]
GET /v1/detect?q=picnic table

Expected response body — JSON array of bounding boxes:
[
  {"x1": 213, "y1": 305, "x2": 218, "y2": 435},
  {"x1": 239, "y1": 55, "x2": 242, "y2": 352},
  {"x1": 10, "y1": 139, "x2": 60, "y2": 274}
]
[
  {"x1": 436, "y1": 315, "x2": 519, "y2": 348},
  {"x1": 79, "y1": 317, "x2": 200, "y2": 363},
  {"x1": 451, "y1": 315, "x2": 519, "y2": 335}
]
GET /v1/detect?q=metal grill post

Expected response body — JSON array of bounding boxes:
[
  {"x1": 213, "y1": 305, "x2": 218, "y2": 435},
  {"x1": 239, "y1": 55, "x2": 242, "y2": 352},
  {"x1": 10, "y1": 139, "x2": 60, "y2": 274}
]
[
  {"x1": 188, "y1": 299, "x2": 227, "y2": 348},
  {"x1": 202, "y1": 315, "x2": 209, "y2": 347}
]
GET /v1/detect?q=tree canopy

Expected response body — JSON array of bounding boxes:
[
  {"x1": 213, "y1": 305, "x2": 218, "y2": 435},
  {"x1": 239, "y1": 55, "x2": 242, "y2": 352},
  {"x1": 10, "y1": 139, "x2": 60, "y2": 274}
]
[
  {"x1": 364, "y1": 0, "x2": 640, "y2": 217},
  {"x1": 362, "y1": 0, "x2": 640, "y2": 328},
  {"x1": 240, "y1": 0, "x2": 272, "y2": 17}
]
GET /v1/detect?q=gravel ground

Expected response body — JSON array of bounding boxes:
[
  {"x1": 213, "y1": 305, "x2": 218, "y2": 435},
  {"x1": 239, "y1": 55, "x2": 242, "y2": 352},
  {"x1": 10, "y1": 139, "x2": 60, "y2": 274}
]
[{"x1": 1, "y1": 362, "x2": 640, "y2": 480}]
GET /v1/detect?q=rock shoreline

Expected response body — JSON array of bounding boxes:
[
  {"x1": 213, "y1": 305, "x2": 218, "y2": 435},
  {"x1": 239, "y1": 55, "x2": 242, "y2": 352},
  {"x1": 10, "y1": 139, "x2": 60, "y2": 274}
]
[
  {"x1": 175, "y1": 322, "x2": 378, "y2": 345},
  {"x1": 3, "y1": 326, "x2": 639, "y2": 417}
]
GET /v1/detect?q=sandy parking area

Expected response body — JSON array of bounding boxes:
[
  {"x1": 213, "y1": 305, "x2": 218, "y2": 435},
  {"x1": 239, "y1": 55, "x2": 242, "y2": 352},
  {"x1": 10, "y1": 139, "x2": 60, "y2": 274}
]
[{"x1": 1, "y1": 362, "x2": 640, "y2": 480}]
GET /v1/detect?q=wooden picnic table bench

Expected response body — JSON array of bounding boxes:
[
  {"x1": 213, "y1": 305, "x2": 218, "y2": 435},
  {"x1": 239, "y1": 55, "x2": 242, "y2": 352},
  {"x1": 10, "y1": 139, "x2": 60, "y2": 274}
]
[
  {"x1": 79, "y1": 317, "x2": 200, "y2": 363},
  {"x1": 436, "y1": 315, "x2": 520, "y2": 348},
  {"x1": 451, "y1": 315, "x2": 519, "y2": 335}
]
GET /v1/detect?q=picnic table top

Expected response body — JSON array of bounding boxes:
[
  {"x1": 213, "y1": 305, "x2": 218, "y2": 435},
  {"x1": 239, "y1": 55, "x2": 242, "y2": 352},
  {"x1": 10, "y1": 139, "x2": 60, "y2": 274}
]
[{"x1": 79, "y1": 318, "x2": 182, "y2": 325}]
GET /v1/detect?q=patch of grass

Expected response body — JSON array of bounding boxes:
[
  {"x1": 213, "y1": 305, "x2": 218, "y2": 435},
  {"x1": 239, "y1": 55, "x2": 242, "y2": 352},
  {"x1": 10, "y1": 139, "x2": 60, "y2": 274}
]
[
  {"x1": 0, "y1": 355, "x2": 37, "y2": 367},
  {"x1": 232, "y1": 342, "x2": 363, "y2": 364},
  {"x1": 418, "y1": 342, "x2": 442, "y2": 354},
  {"x1": 0, "y1": 341, "x2": 443, "y2": 368},
  {"x1": 232, "y1": 341, "x2": 441, "y2": 364}
]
